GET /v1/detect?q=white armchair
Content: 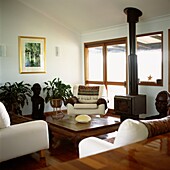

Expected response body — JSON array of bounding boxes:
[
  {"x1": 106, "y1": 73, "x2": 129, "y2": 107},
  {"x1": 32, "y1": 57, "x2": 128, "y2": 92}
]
[
  {"x1": 79, "y1": 119, "x2": 149, "y2": 158},
  {"x1": 66, "y1": 85, "x2": 108, "y2": 115},
  {"x1": 0, "y1": 102, "x2": 49, "y2": 163},
  {"x1": 79, "y1": 116, "x2": 170, "y2": 158}
]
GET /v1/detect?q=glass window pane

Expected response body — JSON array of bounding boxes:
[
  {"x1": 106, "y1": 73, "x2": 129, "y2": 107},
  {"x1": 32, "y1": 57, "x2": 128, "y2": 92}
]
[
  {"x1": 107, "y1": 44, "x2": 126, "y2": 82},
  {"x1": 88, "y1": 47, "x2": 103, "y2": 81},
  {"x1": 137, "y1": 33, "x2": 162, "y2": 82},
  {"x1": 84, "y1": 38, "x2": 127, "y2": 110}
]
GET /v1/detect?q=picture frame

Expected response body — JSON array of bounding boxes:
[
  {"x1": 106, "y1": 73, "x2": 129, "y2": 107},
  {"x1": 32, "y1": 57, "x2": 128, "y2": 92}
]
[{"x1": 19, "y1": 36, "x2": 46, "y2": 74}]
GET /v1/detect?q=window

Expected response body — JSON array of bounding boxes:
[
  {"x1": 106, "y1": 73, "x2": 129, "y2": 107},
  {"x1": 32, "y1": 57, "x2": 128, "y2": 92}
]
[
  {"x1": 137, "y1": 32, "x2": 163, "y2": 86},
  {"x1": 87, "y1": 47, "x2": 103, "y2": 81},
  {"x1": 84, "y1": 32, "x2": 163, "y2": 110},
  {"x1": 84, "y1": 38, "x2": 127, "y2": 109}
]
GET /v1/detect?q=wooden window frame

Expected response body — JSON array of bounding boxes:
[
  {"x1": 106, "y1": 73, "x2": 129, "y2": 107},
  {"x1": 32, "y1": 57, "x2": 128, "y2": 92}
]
[
  {"x1": 137, "y1": 31, "x2": 163, "y2": 86},
  {"x1": 84, "y1": 37, "x2": 128, "y2": 88},
  {"x1": 84, "y1": 31, "x2": 163, "y2": 93}
]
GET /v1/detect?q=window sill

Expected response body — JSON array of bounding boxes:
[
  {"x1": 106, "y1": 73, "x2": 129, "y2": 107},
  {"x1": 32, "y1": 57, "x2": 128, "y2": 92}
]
[{"x1": 139, "y1": 81, "x2": 163, "y2": 86}]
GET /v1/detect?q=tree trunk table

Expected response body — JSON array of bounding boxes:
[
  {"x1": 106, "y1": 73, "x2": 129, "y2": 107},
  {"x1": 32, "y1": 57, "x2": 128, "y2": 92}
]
[{"x1": 46, "y1": 114, "x2": 120, "y2": 151}]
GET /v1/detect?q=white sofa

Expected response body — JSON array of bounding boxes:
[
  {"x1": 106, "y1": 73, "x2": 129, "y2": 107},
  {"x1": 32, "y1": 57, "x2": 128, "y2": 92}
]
[
  {"x1": 66, "y1": 85, "x2": 108, "y2": 115},
  {"x1": 0, "y1": 102, "x2": 49, "y2": 163},
  {"x1": 79, "y1": 118, "x2": 149, "y2": 158}
]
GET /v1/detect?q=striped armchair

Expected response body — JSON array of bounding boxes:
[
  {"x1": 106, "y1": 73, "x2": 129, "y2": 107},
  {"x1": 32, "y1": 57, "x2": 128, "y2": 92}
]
[{"x1": 65, "y1": 85, "x2": 108, "y2": 115}]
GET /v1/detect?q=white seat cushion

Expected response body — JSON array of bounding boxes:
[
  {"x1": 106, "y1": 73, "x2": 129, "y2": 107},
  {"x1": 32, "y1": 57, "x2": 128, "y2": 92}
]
[
  {"x1": 114, "y1": 119, "x2": 148, "y2": 147},
  {"x1": 79, "y1": 136, "x2": 117, "y2": 158},
  {"x1": 0, "y1": 102, "x2": 10, "y2": 128},
  {"x1": 74, "y1": 103, "x2": 97, "y2": 109}
]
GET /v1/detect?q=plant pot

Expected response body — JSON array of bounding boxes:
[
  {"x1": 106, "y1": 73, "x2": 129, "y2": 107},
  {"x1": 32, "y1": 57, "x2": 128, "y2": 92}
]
[{"x1": 50, "y1": 99, "x2": 62, "y2": 109}]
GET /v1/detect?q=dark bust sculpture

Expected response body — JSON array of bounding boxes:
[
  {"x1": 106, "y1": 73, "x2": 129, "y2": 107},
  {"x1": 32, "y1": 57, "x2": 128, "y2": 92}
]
[
  {"x1": 155, "y1": 91, "x2": 170, "y2": 118},
  {"x1": 31, "y1": 83, "x2": 45, "y2": 120}
]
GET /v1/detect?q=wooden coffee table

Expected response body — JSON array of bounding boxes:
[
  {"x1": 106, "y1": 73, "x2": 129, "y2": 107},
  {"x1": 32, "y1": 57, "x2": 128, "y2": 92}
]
[{"x1": 46, "y1": 114, "x2": 120, "y2": 150}]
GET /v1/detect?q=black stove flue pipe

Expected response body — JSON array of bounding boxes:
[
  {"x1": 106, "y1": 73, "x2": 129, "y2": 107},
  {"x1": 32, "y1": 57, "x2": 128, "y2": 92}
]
[{"x1": 124, "y1": 7, "x2": 142, "y2": 95}]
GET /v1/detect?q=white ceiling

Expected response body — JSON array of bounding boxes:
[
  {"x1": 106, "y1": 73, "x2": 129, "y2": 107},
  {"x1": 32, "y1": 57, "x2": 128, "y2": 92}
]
[{"x1": 18, "y1": 0, "x2": 170, "y2": 34}]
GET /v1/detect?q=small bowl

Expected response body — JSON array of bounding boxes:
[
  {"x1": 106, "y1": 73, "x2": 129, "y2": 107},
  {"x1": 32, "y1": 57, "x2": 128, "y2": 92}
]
[{"x1": 75, "y1": 115, "x2": 91, "y2": 123}]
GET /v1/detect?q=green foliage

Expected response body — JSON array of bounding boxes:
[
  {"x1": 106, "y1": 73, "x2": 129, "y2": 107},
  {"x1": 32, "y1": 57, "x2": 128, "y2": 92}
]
[
  {"x1": 43, "y1": 78, "x2": 73, "y2": 103},
  {"x1": 25, "y1": 42, "x2": 41, "y2": 67},
  {"x1": 0, "y1": 81, "x2": 32, "y2": 115}
]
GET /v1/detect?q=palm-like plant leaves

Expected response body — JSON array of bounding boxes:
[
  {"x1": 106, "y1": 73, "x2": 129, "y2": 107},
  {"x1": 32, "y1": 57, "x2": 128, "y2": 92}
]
[
  {"x1": 43, "y1": 78, "x2": 73, "y2": 103},
  {"x1": 0, "y1": 81, "x2": 32, "y2": 114}
]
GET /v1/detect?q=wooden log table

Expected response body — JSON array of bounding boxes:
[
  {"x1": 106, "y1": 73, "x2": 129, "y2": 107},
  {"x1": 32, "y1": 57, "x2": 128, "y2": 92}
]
[{"x1": 46, "y1": 114, "x2": 120, "y2": 150}]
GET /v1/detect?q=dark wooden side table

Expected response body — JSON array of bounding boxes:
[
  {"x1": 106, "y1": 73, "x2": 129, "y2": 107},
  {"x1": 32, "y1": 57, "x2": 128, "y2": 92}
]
[{"x1": 10, "y1": 113, "x2": 32, "y2": 125}]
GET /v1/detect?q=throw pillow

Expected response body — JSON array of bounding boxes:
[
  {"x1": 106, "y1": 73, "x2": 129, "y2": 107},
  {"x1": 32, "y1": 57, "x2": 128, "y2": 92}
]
[
  {"x1": 0, "y1": 102, "x2": 10, "y2": 128},
  {"x1": 114, "y1": 119, "x2": 148, "y2": 147},
  {"x1": 78, "y1": 85, "x2": 99, "y2": 95},
  {"x1": 77, "y1": 85, "x2": 99, "y2": 103}
]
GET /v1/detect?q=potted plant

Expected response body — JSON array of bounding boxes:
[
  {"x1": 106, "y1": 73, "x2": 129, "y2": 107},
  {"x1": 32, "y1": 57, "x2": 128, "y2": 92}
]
[
  {"x1": 43, "y1": 78, "x2": 73, "y2": 109},
  {"x1": 0, "y1": 81, "x2": 32, "y2": 115}
]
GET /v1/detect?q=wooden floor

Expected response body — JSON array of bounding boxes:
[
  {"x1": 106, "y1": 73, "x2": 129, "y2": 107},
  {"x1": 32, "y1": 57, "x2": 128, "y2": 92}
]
[
  {"x1": 0, "y1": 134, "x2": 115, "y2": 170},
  {"x1": 0, "y1": 138, "x2": 78, "y2": 170},
  {"x1": 0, "y1": 112, "x2": 118, "y2": 170}
]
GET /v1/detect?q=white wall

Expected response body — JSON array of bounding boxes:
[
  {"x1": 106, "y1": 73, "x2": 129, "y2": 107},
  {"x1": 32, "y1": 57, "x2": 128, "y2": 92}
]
[
  {"x1": 1, "y1": 0, "x2": 170, "y2": 117},
  {"x1": 0, "y1": 0, "x2": 2, "y2": 83},
  {"x1": 1, "y1": 0, "x2": 83, "y2": 114},
  {"x1": 81, "y1": 16, "x2": 170, "y2": 117}
]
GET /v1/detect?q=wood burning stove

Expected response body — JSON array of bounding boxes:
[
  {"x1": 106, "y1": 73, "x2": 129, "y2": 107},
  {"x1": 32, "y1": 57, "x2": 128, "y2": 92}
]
[
  {"x1": 114, "y1": 94, "x2": 146, "y2": 121},
  {"x1": 114, "y1": 7, "x2": 146, "y2": 121}
]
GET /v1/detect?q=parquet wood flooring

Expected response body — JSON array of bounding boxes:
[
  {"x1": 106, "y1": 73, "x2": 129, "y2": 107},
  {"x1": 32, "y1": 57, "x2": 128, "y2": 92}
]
[
  {"x1": 0, "y1": 138, "x2": 78, "y2": 170},
  {"x1": 0, "y1": 134, "x2": 117, "y2": 170},
  {"x1": 0, "y1": 112, "x2": 119, "y2": 170}
]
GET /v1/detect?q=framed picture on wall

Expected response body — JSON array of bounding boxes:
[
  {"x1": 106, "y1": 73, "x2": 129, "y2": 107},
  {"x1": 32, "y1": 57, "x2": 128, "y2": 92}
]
[{"x1": 19, "y1": 36, "x2": 46, "y2": 74}]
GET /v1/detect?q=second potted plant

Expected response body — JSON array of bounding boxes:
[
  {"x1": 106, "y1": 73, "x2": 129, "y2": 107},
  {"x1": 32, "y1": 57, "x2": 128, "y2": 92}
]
[
  {"x1": 43, "y1": 78, "x2": 73, "y2": 109},
  {"x1": 0, "y1": 81, "x2": 32, "y2": 115}
]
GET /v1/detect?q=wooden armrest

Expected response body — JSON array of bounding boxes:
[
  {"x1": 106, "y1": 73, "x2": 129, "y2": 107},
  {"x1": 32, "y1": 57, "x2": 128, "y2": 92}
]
[
  {"x1": 97, "y1": 98, "x2": 107, "y2": 110},
  {"x1": 65, "y1": 96, "x2": 79, "y2": 106},
  {"x1": 140, "y1": 116, "x2": 170, "y2": 138}
]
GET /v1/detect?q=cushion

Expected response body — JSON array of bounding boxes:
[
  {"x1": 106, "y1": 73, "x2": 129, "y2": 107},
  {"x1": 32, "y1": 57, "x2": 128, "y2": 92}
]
[
  {"x1": 74, "y1": 103, "x2": 97, "y2": 109},
  {"x1": 114, "y1": 119, "x2": 148, "y2": 147},
  {"x1": 78, "y1": 85, "x2": 99, "y2": 95},
  {"x1": 73, "y1": 85, "x2": 106, "y2": 104},
  {"x1": 77, "y1": 96, "x2": 99, "y2": 104},
  {"x1": 0, "y1": 102, "x2": 10, "y2": 128},
  {"x1": 75, "y1": 115, "x2": 91, "y2": 123},
  {"x1": 78, "y1": 86, "x2": 99, "y2": 103}
]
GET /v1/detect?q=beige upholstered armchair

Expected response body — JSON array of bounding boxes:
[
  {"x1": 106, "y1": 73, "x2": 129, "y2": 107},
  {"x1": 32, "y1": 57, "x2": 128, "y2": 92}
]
[
  {"x1": 0, "y1": 102, "x2": 49, "y2": 163},
  {"x1": 65, "y1": 85, "x2": 108, "y2": 115}
]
